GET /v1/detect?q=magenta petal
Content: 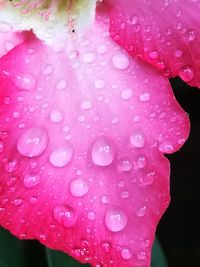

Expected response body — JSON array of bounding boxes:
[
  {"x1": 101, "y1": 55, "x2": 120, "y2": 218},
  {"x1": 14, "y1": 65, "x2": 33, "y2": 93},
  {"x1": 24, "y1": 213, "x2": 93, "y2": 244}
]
[
  {"x1": 105, "y1": 0, "x2": 200, "y2": 88},
  {"x1": 0, "y1": 19, "x2": 189, "y2": 267}
]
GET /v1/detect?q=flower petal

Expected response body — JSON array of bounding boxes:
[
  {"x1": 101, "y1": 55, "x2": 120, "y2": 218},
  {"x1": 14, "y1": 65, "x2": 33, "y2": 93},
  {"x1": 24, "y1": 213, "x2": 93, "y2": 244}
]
[
  {"x1": 105, "y1": 0, "x2": 200, "y2": 87},
  {"x1": 0, "y1": 18, "x2": 189, "y2": 267},
  {"x1": 0, "y1": 22, "x2": 28, "y2": 57}
]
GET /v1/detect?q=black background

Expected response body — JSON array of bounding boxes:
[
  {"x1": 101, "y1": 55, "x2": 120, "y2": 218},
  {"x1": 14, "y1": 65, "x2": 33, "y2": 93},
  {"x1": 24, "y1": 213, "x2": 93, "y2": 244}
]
[{"x1": 157, "y1": 78, "x2": 200, "y2": 267}]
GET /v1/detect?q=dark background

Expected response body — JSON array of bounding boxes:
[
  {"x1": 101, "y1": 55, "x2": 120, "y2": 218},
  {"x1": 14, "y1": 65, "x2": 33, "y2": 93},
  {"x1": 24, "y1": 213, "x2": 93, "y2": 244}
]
[{"x1": 157, "y1": 78, "x2": 200, "y2": 267}]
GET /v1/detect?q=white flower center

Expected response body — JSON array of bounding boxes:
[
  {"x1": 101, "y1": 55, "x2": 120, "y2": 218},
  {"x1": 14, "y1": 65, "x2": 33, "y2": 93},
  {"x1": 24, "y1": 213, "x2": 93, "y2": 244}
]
[{"x1": 0, "y1": 0, "x2": 97, "y2": 45}]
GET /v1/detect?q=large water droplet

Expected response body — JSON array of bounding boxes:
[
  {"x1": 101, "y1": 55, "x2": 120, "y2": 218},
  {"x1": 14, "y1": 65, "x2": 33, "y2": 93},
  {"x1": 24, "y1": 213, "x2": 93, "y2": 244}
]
[
  {"x1": 92, "y1": 136, "x2": 115, "y2": 166},
  {"x1": 104, "y1": 206, "x2": 127, "y2": 232},
  {"x1": 23, "y1": 173, "x2": 40, "y2": 189},
  {"x1": 17, "y1": 127, "x2": 48, "y2": 157},
  {"x1": 69, "y1": 178, "x2": 89, "y2": 197},
  {"x1": 49, "y1": 144, "x2": 74, "y2": 168},
  {"x1": 53, "y1": 205, "x2": 78, "y2": 228},
  {"x1": 112, "y1": 53, "x2": 130, "y2": 70},
  {"x1": 179, "y1": 66, "x2": 194, "y2": 82},
  {"x1": 130, "y1": 129, "x2": 146, "y2": 148}
]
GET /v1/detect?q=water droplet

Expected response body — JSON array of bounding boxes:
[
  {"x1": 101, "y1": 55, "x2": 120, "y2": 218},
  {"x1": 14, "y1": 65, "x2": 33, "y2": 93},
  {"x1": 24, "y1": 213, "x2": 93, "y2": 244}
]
[
  {"x1": 174, "y1": 49, "x2": 183, "y2": 58},
  {"x1": 50, "y1": 109, "x2": 64, "y2": 123},
  {"x1": 101, "y1": 194, "x2": 109, "y2": 204},
  {"x1": 81, "y1": 100, "x2": 93, "y2": 110},
  {"x1": 97, "y1": 45, "x2": 107, "y2": 54},
  {"x1": 13, "y1": 198, "x2": 23, "y2": 207},
  {"x1": 118, "y1": 157, "x2": 132, "y2": 172},
  {"x1": 17, "y1": 127, "x2": 48, "y2": 157},
  {"x1": 120, "y1": 88, "x2": 133, "y2": 100},
  {"x1": 87, "y1": 211, "x2": 96, "y2": 221},
  {"x1": 23, "y1": 173, "x2": 40, "y2": 188},
  {"x1": 137, "y1": 251, "x2": 147, "y2": 260},
  {"x1": 136, "y1": 155, "x2": 147, "y2": 168},
  {"x1": 94, "y1": 79, "x2": 105, "y2": 89},
  {"x1": 112, "y1": 53, "x2": 130, "y2": 70},
  {"x1": 131, "y1": 16, "x2": 139, "y2": 25},
  {"x1": 121, "y1": 247, "x2": 132, "y2": 260},
  {"x1": 185, "y1": 30, "x2": 196, "y2": 42},
  {"x1": 120, "y1": 191, "x2": 130, "y2": 199},
  {"x1": 44, "y1": 64, "x2": 54, "y2": 75},
  {"x1": 92, "y1": 136, "x2": 115, "y2": 166},
  {"x1": 130, "y1": 129, "x2": 146, "y2": 148},
  {"x1": 179, "y1": 66, "x2": 194, "y2": 82},
  {"x1": 15, "y1": 74, "x2": 37, "y2": 91},
  {"x1": 56, "y1": 79, "x2": 67, "y2": 90},
  {"x1": 29, "y1": 196, "x2": 38, "y2": 205},
  {"x1": 101, "y1": 241, "x2": 111, "y2": 253},
  {"x1": 49, "y1": 144, "x2": 74, "y2": 168},
  {"x1": 0, "y1": 142, "x2": 5, "y2": 153},
  {"x1": 136, "y1": 206, "x2": 147, "y2": 217},
  {"x1": 53, "y1": 205, "x2": 78, "y2": 228},
  {"x1": 159, "y1": 142, "x2": 175, "y2": 153},
  {"x1": 104, "y1": 206, "x2": 127, "y2": 232},
  {"x1": 149, "y1": 51, "x2": 158, "y2": 59},
  {"x1": 83, "y1": 52, "x2": 96, "y2": 63},
  {"x1": 5, "y1": 159, "x2": 18, "y2": 173},
  {"x1": 69, "y1": 178, "x2": 89, "y2": 197},
  {"x1": 141, "y1": 171, "x2": 155, "y2": 186},
  {"x1": 139, "y1": 92, "x2": 150, "y2": 102}
]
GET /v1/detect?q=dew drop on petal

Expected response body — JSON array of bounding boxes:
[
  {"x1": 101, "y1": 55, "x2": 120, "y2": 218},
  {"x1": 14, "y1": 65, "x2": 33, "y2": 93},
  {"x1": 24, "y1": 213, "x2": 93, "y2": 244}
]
[
  {"x1": 121, "y1": 247, "x2": 132, "y2": 260},
  {"x1": 5, "y1": 159, "x2": 18, "y2": 173},
  {"x1": 83, "y1": 52, "x2": 96, "y2": 64},
  {"x1": 87, "y1": 211, "x2": 96, "y2": 221},
  {"x1": 49, "y1": 144, "x2": 74, "y2": 168},
  {"x1": 136, "y1": 155, "x2": 147, "y2": 168},
  {"x1": 81, "y1": 100, "x2": 93, "y2": 110},
  {"x1": 130, "y1": 129, "x2": 146, "y2": 148},
  {"x1": 15, "y1": 74, "x2": 37, "y2": 91},
  {"x1": 17, "y1": 127, "x2": 48, "y2": 157},
  {"x1": 120, "y1": 88, "x2": 133, "y2": 100},
  {"x1": 112, "y1": 53, "x2": 130, "y2": 70},
  {"x1": 56, "y1": 79, "x2": 67, "y2": 90},
  {"x1": 139, "y1": 92, "x2": 150, "y2": 102},
  {"x1": 69, "y1": 178, "x2": 89, "y2": 197},
  {"x1": 53, "y1": 205, "x2": 78, "y2": 228},
  {"x1": 23, "y1": 173, "x2": 40, "y2": 189},
  {"x1": 118, "y1": 157, "x2": 132, "y2": 172},
  {"x1": 50, "y1": 109, "x2": 64, "y2": 123},
  {"x1": 104, "y1": 206, "x2": 128, "y2": 232},
  {"x1": 92, "y1": 136, "x2": 115, "y2": 166},
  {"x1": 0, "y1": 142, "x2": 5, "y2": 153},
  {"x1": 179, "y1": 66, "x2": 194, "y2": 82},
  {"x1": 94, "y1": 79, "x2": 105, "y2": 89}
]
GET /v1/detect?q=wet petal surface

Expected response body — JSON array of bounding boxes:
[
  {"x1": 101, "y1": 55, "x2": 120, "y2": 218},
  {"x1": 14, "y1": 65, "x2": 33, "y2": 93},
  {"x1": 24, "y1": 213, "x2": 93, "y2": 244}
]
[
  {"x1": 105, "y1": 0, "x2": 200, "y2": 87},
  {"x1": 0, "y1": 18, "x2": 189, "y2": 267}
]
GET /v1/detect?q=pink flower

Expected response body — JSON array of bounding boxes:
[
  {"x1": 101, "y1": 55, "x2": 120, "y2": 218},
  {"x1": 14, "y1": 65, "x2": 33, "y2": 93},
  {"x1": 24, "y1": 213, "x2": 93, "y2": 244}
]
[{"x1": 0, "y1": 0, "x2": 196, "y2": 266}]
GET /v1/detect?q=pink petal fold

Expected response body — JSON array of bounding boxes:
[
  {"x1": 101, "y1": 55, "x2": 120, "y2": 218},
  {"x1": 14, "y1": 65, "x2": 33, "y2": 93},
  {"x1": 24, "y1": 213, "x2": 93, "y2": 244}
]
[
  {"x1": 105, "y1": 0, "x2": 200, "y2": 87},
  {"x1": 0, "y1": 17, "x2": 189, "y2": 267}
]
